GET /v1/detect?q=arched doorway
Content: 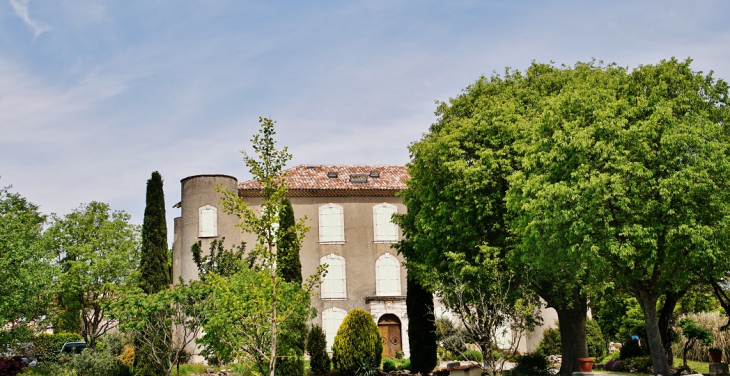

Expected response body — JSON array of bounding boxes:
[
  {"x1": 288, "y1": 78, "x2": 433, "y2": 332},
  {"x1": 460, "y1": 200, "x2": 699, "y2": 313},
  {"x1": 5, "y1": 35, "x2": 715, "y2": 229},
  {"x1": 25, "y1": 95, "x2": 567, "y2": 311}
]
[{"x1": 377, "y1": 314, "x2": 402, "y2": 358}]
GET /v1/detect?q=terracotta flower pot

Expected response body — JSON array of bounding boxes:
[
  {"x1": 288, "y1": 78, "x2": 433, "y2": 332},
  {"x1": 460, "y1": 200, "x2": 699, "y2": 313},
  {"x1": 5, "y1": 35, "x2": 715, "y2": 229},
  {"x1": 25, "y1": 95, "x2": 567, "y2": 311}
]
[
  {"x1": 578, "y1": 358, "x2": 594, "y2": 372},
  {"x1": 710, "y1": 349, "x2": 723, "y2": 363}
]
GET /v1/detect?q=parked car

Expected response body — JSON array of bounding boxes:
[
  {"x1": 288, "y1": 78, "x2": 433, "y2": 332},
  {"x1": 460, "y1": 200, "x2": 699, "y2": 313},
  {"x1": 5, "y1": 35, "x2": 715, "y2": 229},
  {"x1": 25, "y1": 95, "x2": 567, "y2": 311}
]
[{"x1": 60, "y1": 342, "x2": 87, "y2": 355}]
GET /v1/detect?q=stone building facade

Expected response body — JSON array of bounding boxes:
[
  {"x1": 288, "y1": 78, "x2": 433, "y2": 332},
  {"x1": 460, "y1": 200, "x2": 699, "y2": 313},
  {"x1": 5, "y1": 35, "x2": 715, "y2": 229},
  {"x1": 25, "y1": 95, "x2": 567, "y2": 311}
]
[
  {"x1": 172, "y1": 165, "x2": 412, "y2": 359},
  {"x1": 171, "y1": 164, "x2": 558, "y2": 361}
]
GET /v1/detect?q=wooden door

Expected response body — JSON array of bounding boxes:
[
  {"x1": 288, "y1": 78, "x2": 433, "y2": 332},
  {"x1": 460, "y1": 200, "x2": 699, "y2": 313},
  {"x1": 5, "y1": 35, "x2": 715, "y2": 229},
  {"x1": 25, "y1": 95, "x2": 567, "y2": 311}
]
[{"x1": 377, "y1": 314, "x2": 402, "y2": 358}]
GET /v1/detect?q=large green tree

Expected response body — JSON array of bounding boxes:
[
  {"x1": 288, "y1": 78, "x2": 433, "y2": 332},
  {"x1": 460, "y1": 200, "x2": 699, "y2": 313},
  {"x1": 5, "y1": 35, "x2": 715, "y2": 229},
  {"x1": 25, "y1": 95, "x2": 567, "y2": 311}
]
[
  {"x1": 136, "y1": 171, "x2": 171, "y2": 376},
  {"x1": 507, "y1": 58, "x2": 730, "y2": 376},
  {"x1": 46, "y1": 202, "x2": 140, "y2": 349},
  {"x1": 0, "y1": 186, "x2": 54, "y2": 344}
]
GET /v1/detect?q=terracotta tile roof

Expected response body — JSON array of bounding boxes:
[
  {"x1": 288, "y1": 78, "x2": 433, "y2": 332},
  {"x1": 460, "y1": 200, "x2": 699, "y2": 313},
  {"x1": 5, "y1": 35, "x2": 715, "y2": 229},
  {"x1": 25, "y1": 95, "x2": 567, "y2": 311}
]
[{"x1": 238, "y1": 165, "x2": 409, "y2": 197}]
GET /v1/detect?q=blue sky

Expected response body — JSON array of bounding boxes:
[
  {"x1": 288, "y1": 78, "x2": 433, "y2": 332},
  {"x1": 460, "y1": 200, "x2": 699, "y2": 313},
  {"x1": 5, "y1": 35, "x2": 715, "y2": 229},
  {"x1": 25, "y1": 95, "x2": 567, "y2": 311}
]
[{"x1": 2, "y1": 0, "x2": 729, "y2": 243}]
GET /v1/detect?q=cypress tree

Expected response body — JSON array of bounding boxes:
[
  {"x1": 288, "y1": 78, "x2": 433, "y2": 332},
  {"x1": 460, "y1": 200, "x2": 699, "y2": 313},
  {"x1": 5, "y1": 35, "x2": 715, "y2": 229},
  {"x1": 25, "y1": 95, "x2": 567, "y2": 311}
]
[
  {"x1": 136, "y1": 171, "x2": 170, "y2": 376},
  {"x1": 307, "y1": 324, "x2": 331, "y2": 376},
  {"x1": 407, "y1": 274, "x2": 437, "y2": 375},
  {"x1": 276, "y1": 197, "x2": 302, "y2": 285},
  {"x1": 139, "y1": 171, "x2": 170, "y2": 293},
  {"x1": 275, "y1": 197, "x2": 306, "y2": 374}
]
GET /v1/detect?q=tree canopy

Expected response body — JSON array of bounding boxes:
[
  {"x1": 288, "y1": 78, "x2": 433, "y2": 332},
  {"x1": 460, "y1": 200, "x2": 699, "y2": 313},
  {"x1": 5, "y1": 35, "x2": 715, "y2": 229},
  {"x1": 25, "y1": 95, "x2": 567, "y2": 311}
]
[{"x1": 398, "y1": 58, "x2": 730, "y2": 376}]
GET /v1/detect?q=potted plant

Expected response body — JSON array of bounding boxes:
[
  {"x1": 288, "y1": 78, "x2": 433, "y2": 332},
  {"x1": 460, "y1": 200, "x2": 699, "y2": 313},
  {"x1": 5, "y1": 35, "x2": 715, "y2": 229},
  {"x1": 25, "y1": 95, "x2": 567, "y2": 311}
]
[
  {"x1": 709, "y1": 348, "x2": 723, "y2": 363},
  {"x1": 577, "y1": 358, "x2": 594, "y2": 372}
]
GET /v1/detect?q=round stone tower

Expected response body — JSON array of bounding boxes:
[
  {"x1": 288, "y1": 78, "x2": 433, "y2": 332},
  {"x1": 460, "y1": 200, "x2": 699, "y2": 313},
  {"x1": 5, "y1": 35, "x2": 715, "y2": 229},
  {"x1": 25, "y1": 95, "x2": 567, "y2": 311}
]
[{"x1": 173, "y1": 174, "x2": 241, "y2": 282}]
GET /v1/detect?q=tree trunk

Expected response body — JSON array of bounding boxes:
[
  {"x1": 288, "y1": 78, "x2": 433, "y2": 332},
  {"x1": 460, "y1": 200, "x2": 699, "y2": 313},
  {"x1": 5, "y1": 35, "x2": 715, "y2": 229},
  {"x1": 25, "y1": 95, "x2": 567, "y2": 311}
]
[
  {"x1": 555, "y1": 298, "x2": 589, "y2": 376},
  {"x1": 636, "y1": 288, "x2": 670, "y2": 376},
  {"x1": 658, "y1": 290, "x2": 684, "y2": 366}
]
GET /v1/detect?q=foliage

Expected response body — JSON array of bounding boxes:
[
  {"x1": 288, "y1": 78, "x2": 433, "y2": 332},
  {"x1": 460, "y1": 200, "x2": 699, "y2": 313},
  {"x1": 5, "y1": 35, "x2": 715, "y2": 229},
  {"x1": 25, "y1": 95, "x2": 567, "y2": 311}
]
[
  {"x1": 202, "y1": 268, "x2": 314, "y2": 373},
  {"x1": 0, "y1": 186, "x2": 54, "y2": 345},
  {"x1": 191, "y1": 238, "x2": 246, "y2": 281},
  {"x1": 136, "y1": 171, "x2": 170, "y2": 376},
  {"x1": 619, "y1": 339, "x2": 647, "y2": 360},
  {"x1": 32, "y1": 332, "x2": 83, "y2": 363},
  {"x1": 108, "y1": 281, "x2": 208, "y2": 376},
  {"x1": 306, "y1": 324, "x2": 331, "y2": 376},
  {"x1": 603, "y1": 359, "x2": 626, "y2": 372},
  {"x1": 0, "y1": 356, "x2": 26, "y2": 376},
  {"x1": 586, "y1": 319, "x2": 606, "y2": 358},
  {"x1": 398, "y1": 358, "x2": 410, "y2": 370},
  {"x1": 508, "y1": 59, "x2": 730, "y2": 376},
  {"x1": 678, "y1": 317, "x2": 714, "y2": 366},
  {"x1": 383, "y1": 358, "x2": 396, "y2": 372},
  {"x1": 537, "y1": 326, "x2": 561, "y2": 356},
  {"x1": 406, "y1": 274, "x2": 437, "y2": 374},
  {"x1": 395, "y1": 350, "x2": 404, "y2": 359},
  {"x1": 331, "y1": 309, "x2": 383, "y2": 375},
  {"x1": 139, "y1": 171, "x2": 170, "y2": 294},
  {"x1": 461, "y1": 349, "x2": 483, "y2": 362},
  {"x1": 45, "y1": 202, "x2": 140, "y2": 349},
  {"x1": 435, "y1": 316, "x2": 467, "y2": 358},
  {"x1": 512, "y1": 353, "x2": 551, "y2": 376},
  {"x1": 624, "y1": 356, "x2": 653, "y2": 374},
  {"x1": 277, "y1": 197, "x2": 302, "y2": 285},
  {"x1": 353, "y1": 357, "x2": 379, "y2": 376},
  {"x1": 212, "y1": 117, "x2": 321, "y2": 376},
  {"x1": 671, "y1": 312, "x2": 730, "y2": 363}
]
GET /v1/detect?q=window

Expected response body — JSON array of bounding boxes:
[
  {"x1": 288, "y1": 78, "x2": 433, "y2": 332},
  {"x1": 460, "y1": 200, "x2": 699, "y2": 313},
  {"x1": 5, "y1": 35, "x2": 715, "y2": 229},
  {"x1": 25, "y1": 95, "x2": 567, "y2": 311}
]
[
  {"x1": 319, "y1": 204, "x2": 345, "y2": 243},
  {"x1": 322, "y1": 307, "x2": 347, "y2": 351},
  {"x1": 373, "y1": 203, "x2": 398, "y2": 242},
  {"x1": 376, "y1": 253, "x2": 401, "y2": 296},
  {"x1": 320, "y1": 254, "x2": 346, "y2": 299},
  {"x1": 199, "y1": 205, "x2": 217, "y2": 237}
]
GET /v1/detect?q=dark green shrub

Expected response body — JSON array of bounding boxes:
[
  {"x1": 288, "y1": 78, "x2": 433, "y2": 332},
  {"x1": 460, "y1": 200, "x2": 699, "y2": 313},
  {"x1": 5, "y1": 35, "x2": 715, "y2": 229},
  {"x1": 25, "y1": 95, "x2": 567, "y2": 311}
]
[
  {"x1": 395, "y1": 350, "x2": 405, "y2": 359},
  {"x1": 435, "y1": 317, "x2": 467, "y2": 356},
  {"x1": 306, "y1": 324, "x2": 330, "y2": 376},
  {"x1": 65, "y1": 348, "x2": 119, "y2": 376},
  {"x1": 332, "y1": 309, "x2": 383, "y2": 375},
  {"x1": 354, "y1": 357, "x2": 379, "y2": 376},
  {"x1": 536, "y1": 326, "x2": 561, "y2": 356},
  {"x1": 275, "y1": 354, "x2": 304, "y2": 376},
  {"x1": 604, "y1": 359, "x2": 626, "y2": 372},
  {"x1": 625, "y1": 356, "x2": 652, "y2": 373},
  {"x1": 398, "y1": 358, "x2": 411, "y2": 370},
  {"x1": 461, "y1": 349, "x2": 483, "y2": 362},
  {"x1": 619, "y1": 339, "x2": 647, "y2": 360},
  {"x1": 536, "y1": 320, "x2": 606, "y2": 358},
  {"x1": 33, "y1": 332, "x2": 83, "y2": 363},
  {"x1": 512, "y1": 353, "x2": 551, "y2": 376},
  {"x1": 586, "y1": 319, "x2": 606, "y2": 358},
  {"x1": 383, "y1": 358, "x2": 397, "y2": 372}
]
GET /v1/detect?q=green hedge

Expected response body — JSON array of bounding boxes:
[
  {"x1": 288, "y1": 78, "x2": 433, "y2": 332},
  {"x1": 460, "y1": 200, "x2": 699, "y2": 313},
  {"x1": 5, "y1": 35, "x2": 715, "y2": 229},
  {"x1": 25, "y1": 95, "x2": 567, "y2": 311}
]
[{"x1": 33, "y1": 332, "x2": 83, "y2": 363}]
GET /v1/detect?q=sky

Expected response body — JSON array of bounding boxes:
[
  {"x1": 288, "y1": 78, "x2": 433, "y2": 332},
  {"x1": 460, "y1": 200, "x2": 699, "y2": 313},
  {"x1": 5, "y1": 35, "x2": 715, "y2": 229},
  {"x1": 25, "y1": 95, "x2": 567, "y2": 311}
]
[{"x1": 2, "y1": 0, "x2": 729, "y2": 245}]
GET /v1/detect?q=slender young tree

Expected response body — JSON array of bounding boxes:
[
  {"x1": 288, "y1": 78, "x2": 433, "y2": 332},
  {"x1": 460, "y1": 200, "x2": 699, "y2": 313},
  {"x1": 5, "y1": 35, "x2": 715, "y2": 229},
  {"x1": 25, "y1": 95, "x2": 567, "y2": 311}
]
[
  {"x1": 136, "y1": 171, "x2": 170, "y2": 376},
  {"x1": 406, "y1": 273, "x2": 437, "y2": 375}
]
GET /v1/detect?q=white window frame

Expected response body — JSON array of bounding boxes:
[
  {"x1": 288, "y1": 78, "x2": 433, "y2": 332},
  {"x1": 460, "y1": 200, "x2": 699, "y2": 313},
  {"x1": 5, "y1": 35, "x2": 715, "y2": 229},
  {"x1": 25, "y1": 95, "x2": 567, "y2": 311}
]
[
  {"x1": 320, "y1": 254, "x2": 347, "y2": 300},
  {"x1": 322, "y1": 307, "x2": 348, "y2": 351},
  {"x1": 376, "y1": 253, "x2": 401, "y2": 296},
  {"x1": 373, "y1": 203, "x2": 398, "y2": 243},
  {"x1": 319, "y1": 204, "x2": 345, "y2": 243},
  {"x1": 198, "y1": 205, "x2": 217, "y2": 238}
]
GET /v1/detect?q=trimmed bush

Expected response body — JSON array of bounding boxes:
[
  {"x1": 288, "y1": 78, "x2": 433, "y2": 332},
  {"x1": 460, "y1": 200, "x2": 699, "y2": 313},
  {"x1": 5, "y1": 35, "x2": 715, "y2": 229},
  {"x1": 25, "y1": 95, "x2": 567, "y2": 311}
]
[
  {"x1": 604, "y1": 359, "x2": 626, "y2": 372},
  {"x1": 383, "y1": 358, "x2": 397, "y2": 372},
  {"x1": 307, "y1": 324, "x2": 330, "y2": 376},
  {"x1": 619, "y1": 338, "x2": 647, "y2": 360},
  {"x1": 32, "y1": 332, "x2": 83, "y2": 363},
  {"x1": 461, "y1": 349, "x2": 483, "y2": 362},
  {"x1": 536, "y1": 319, "x2": 606, "y2": 358},
  {"x1": 332, "y1": 309, "x2": 383, "y2": 375},
  {"x1": 512, "y1": 353, "x2": 551, "y2": 376},
  {"x1": 536, "y1": 326, "x2": 561, "y2": 356},
  {"x1": 624, "y1": 356, "x2": 653, "y2": 373},
  {"x1": 398, "y1": 358, "x2": 411, "y2": 371}
]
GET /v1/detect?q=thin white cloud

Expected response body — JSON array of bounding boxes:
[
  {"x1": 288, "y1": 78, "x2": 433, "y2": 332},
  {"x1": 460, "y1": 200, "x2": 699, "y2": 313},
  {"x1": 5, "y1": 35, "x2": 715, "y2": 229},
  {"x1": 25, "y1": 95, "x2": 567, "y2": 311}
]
[{"x1": 8, "y1": 0, "x2": 50, "y2": 38}]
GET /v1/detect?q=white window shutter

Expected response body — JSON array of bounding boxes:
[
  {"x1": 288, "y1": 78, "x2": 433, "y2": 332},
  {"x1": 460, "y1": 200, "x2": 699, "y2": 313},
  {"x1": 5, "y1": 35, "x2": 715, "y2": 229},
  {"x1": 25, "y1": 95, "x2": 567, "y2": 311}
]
[
  {"x1": 199, "y1": 205, "x2": 217, "y2": 237},
  {"x1": 320, "y1": 254, "x2": 346, "y2": 299},
  {"x1": 373, "y1": 204, "x2": 398, "y2": 242},
  {"x1": 376, "y1": 253, "x2": 400, "y2": 296},
  {"x1": 319, "y1": 204, "x2": 344, "y2": 242}
]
